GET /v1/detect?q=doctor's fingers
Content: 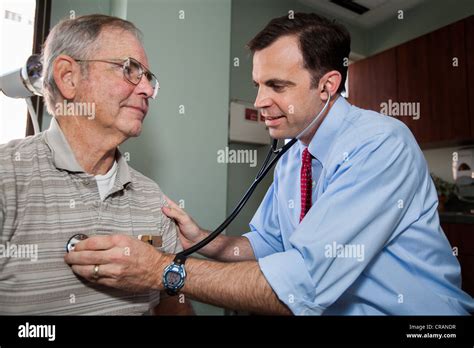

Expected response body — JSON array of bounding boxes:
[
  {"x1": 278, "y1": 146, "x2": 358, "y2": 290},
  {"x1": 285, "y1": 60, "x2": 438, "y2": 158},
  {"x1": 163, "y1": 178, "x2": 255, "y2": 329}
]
[
  {"x1": 162, "y1": 194, "x2": 183, "y2": 211},
  {"x1": 162, "y1": 198, "x2": 189, "y2": 221}
]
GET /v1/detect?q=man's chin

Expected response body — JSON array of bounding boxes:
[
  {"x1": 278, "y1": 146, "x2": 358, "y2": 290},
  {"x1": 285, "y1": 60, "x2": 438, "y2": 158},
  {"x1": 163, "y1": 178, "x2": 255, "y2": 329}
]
[
  {"x1": 129, "y1": 127, "x2": 142, "y2": 137},
  {"x1": 268, "y1": 128, "x2": 294, "y2": 140},
  {"x1": 119, "y1": 118, "x2": 144, "y2": 138},
  {"x1": 121, "y1": 124, "x2": 143, "y2": 138}
]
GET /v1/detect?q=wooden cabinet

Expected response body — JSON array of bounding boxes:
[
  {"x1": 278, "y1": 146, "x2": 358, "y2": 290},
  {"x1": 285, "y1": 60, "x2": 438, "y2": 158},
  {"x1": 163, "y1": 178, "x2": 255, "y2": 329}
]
[
  {"x1": 441, "y1": 223, "x2": 474, "y2": 297},
  {"x1": 428, "y1": 20, "x2": 470, "y2": 143},
  {"x1": 467, "y1": 16, "x2": 474, "y2": 139},
  {"x1": 349, "y1": 16, "x2": 473, "y2": 148},
  {"x1": 348, "y1": 48, "x2": 397, "y2": 113},
  {"x1": 396, "y1": 35, "x2": 433, "y2": 144}
]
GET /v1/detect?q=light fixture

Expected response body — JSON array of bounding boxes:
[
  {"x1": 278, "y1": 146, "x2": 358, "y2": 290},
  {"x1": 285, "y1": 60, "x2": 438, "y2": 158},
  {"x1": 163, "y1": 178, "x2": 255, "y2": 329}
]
[{"x1": 0, "y1": 54, "x2": 43, "y2": 133}]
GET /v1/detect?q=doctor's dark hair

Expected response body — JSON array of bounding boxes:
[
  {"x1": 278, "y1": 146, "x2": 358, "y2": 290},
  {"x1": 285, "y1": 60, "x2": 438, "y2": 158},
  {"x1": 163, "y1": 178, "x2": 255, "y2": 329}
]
[
  {"x1": 41, "y1": 14, "x2": 142, "y2": 115},
  {"x1": 247, "y1": 13, "x2": 350, "y2": 94}
]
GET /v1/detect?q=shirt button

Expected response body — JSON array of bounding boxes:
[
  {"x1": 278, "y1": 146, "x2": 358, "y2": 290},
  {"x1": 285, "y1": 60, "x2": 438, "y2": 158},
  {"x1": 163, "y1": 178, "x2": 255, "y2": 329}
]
[{"x1": 84, "y1": 180, "x2": 90, "y2": 186}]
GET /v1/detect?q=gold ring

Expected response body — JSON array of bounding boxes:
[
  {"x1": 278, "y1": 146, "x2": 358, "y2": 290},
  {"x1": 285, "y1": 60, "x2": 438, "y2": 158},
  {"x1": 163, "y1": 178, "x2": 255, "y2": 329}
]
[{"x1": 93, "y1": 265, "x2": 100, "y2": 279}]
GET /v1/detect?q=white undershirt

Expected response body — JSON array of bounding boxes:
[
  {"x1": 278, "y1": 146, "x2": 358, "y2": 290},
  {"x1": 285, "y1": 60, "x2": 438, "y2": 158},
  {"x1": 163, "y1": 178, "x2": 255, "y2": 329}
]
[{"x1": 95, "y1": 161, "x2": 118, "y2": 201}]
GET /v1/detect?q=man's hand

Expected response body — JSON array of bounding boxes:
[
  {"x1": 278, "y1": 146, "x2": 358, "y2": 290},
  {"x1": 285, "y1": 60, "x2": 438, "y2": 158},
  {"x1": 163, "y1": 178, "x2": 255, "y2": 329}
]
[
  {"x1": 162, "y1": 195, "x2": 208, "y2": 249},
  {"x1": 162, "y1": 195, "x2": 256, "y2": 262},
  {"x1": 64, "y1": 235, "x2": 172, "y2": 292}
]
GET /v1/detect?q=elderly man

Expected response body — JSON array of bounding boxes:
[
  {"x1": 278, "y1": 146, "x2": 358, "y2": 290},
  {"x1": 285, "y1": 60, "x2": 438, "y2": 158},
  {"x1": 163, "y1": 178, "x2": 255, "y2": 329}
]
[
  {"x1": 65, "y1": 13, "x2": 473, "y2": 315},
  {"x1": 0, "y1": 14, "x2": 192, "y2": 315}
]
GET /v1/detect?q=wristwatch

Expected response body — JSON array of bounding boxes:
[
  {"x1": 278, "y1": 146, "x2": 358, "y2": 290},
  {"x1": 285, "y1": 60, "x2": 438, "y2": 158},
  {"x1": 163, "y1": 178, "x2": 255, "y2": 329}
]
[{"x1": 163, "y1": 256, "x2": 186, "y2": 296}]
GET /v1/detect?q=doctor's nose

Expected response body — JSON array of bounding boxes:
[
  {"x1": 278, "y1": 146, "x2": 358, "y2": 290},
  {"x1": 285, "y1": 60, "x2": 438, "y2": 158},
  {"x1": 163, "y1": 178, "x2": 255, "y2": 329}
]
[{"x1": 254, "y1": 88, "x2": 273, "y2": 110}]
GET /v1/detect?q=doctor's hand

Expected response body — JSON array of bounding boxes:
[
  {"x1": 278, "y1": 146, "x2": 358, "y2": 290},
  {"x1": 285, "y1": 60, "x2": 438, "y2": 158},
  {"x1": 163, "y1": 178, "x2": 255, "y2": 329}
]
[
  {"x1": 64, "y1": 235, "x2": 172, "y2": 292},
  {"x1": 162, "y1": 195, "x2": 208, "y2": 249}
]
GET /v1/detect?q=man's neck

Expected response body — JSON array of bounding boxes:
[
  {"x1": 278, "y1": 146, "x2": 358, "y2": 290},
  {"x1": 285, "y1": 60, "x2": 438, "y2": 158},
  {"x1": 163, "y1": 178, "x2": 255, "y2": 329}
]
[
  {"x1": 299, "y1": 94, "x2": 339, "y2": 146},
  {"x1": 56, "y1": 117, "x2": 122, "y2": 175}
]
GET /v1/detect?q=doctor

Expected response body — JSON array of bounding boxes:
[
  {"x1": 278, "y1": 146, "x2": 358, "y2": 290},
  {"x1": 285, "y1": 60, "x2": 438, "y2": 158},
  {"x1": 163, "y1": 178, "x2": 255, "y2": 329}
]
[{"x1": 65, "y1": 13, "x2": 474, "y2": 315}]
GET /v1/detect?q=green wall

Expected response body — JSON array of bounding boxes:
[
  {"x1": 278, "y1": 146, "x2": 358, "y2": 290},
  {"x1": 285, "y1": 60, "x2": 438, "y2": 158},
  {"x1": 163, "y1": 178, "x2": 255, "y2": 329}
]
[{"x1": 50, "y1": 0, "x2": 111, "y2": 23}]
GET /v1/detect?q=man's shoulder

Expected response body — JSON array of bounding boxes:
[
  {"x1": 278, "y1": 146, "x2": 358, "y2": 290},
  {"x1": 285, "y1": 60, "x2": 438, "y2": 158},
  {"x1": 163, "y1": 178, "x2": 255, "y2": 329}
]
[
  {"x1": 128, "y1": 166, "x2": 164, "y2": 195},
  {"x1": 0, "y1": 133, "x2": 44, "y2": 157},
  {"x1": 348, "y1": 104, "x2": 412, "y2": 137},
  {"x1": 325, "y1": 104, "x2": 427, "y2": 176},
  {"x1": 341, "y1": 104, "x2": 418, "y2": 152},
  {"x1": 0, "y1": 133, "x2": 48, "y2": 171}
]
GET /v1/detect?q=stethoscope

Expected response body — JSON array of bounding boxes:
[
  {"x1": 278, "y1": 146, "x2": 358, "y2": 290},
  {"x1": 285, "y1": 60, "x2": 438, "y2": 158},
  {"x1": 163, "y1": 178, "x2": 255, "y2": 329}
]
[
  {"x1": 66, "y1": 90, "x2": 332, "y2": 263},
  {"x1": 174, "y1": 89, "x2": 332, "y2": 263}
]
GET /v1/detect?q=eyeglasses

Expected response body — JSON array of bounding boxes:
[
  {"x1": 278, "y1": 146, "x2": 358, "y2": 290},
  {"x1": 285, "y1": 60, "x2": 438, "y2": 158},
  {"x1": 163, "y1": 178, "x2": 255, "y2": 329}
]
[{"x1": 73, "y1": 57, "x2": 160, "y2": 99}]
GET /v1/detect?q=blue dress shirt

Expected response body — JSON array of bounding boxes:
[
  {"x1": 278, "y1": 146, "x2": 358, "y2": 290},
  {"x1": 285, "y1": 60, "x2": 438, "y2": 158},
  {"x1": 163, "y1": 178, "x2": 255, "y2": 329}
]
[{"x1": 244, "y1": 96, "x2": 474, "y2": 315}]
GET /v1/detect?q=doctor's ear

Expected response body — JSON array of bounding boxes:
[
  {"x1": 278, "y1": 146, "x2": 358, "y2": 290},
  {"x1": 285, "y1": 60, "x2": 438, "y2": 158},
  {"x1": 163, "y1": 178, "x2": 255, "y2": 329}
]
[
  {"x1": 53, "y1": 55, "x2": 82, "y2": 101},
  {"x1": 318, "y1": 70, "x2": 342, "y2": 101}
]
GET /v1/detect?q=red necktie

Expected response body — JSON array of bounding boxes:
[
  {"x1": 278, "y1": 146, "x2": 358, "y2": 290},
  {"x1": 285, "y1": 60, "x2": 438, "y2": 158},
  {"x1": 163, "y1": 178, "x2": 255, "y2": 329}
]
[{"x1": 300, "y1": 148, "x2": 313, "y2": 222}]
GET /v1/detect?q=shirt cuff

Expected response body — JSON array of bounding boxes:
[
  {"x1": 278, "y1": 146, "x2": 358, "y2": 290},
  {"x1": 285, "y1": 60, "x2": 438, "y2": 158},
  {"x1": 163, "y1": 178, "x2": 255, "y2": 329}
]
[
  {"x1": 243, "y1": 231, "x2": 278, "y2": 260},
  {"x1": 258, "y1": 248, "x2": 326, "y2": 315}
]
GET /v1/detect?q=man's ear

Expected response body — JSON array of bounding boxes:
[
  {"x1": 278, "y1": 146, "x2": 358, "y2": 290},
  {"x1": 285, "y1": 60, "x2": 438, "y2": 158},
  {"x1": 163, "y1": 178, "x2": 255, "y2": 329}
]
[
  {"x1": 52, "y1": 55, "x2": 81, "y2": 101},
  {"x1": 318, "y1": 70, "x2": 342, "y2": 101}
]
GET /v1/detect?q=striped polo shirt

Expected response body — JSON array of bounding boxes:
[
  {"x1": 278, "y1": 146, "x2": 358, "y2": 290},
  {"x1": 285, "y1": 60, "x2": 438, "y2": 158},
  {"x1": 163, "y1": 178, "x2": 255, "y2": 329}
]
[{"x1": 0, "y1": 118, "x2": 182, "y2": 315}]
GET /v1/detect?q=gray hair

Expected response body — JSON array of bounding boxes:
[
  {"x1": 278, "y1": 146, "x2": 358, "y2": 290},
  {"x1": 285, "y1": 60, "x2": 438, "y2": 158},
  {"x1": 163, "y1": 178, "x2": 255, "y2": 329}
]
[{"x1": 41, "y1": 14, "x2": 142, "y2": 115}]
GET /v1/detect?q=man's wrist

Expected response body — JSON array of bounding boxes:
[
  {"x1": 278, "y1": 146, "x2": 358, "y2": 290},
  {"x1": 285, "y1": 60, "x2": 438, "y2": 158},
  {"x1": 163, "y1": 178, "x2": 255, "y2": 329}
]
[
  {"x1": 156, "y1": 253, "x2": 174, "y2": 291},
  {"x1": 199, "y1": 229, "x2": 210, "y2": 239}
]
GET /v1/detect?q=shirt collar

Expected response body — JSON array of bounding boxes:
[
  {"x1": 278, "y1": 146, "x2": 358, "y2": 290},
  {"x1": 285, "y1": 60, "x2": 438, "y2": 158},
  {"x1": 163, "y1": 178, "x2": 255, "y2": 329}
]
[
  {"x1": 301, "y1": 96, "x2": 351, "y2": 167},
  {"x1": 43, "y1": 117, "x2": 83, "y2": 172},
  {"x1": 43, "y1": 117, "x2": 131, "y2": 185}
]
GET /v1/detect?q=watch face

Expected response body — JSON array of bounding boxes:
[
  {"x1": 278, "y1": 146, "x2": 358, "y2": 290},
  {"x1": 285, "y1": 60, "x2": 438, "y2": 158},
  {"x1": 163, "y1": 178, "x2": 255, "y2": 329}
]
[{"x1": 165, "y1": 271, "x2": 181, "y2": 286}]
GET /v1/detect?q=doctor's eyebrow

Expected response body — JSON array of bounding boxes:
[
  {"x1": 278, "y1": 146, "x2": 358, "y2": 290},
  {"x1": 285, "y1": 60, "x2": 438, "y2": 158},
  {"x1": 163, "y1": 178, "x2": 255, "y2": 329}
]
[{"x1": 253, "y1": 79, "x2": 296, "y2": 87}]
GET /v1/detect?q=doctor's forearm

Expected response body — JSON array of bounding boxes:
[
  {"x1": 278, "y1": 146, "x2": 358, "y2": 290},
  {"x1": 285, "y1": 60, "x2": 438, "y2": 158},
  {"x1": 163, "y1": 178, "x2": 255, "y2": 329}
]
[
  {"x1": 180, "y1": 257, "x2": 292, "y2": 315},
  {"x1": 196, "y1": 231, "x2": 256, "y2": 262}
]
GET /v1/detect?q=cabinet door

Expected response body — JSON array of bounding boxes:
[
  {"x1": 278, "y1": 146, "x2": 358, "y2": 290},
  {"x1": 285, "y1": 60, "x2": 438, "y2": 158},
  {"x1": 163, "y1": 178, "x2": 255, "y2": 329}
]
[
  {"x1": 428, "y1": 20, "x2": 470, "y2": 142},
  {"x1": 454, "y1": 223, "x2": 474, "y2": 297},
  {"x1": 450, "y1": 223, "x2": 474, "y2": 255},
  {"x1": 348, "y1": 48, "x2": 397, "y2": 113},
  {"x1": 397, "y1": 35, "x2": 433, "y2": 144},
  {"x1": 466, "y1": 16, "x2": 474, "y2": 138},
  {"x1": 458, "y1": 254, "x2": 474, "y2": 297},
  {"x1": 442, "y1": 223, "x2": 474, "y2": 297}
]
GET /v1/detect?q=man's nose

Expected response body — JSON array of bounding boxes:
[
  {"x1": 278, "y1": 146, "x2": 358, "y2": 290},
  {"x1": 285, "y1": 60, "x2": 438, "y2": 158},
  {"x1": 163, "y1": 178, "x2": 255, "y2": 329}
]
[
  {"x1": 254, "y1": 87, "x2": 272, "y2": 109},
  {"x1": 136, "y1": 76, "x2": 155, "y2": 99}
]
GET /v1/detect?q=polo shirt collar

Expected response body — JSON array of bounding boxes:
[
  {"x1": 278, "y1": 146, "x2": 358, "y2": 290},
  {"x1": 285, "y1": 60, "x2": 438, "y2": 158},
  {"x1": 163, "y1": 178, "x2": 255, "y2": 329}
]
[{"x1": 44, "y1": 117, "x2": 83, "y2": 172}]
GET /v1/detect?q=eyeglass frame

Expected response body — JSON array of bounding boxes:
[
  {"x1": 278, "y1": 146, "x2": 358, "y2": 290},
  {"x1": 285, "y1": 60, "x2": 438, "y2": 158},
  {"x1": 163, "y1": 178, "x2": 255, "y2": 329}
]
[{"x1": 72, "y1": 57, "x2": 160, "y2": 99}]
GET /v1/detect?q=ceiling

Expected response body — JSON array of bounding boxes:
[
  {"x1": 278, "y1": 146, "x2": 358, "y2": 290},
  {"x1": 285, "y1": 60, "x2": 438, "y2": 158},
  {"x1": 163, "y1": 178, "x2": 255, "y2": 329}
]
[{"x1": 298, "y1": 0, "x2": 427, "y2": 28}]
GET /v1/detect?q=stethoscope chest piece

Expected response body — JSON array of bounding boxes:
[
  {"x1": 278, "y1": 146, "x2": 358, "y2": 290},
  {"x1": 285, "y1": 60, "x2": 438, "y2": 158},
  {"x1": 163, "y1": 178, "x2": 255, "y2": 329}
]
[{"x1": 66, "y1": 234, "x2": 89, "y2": 253}]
